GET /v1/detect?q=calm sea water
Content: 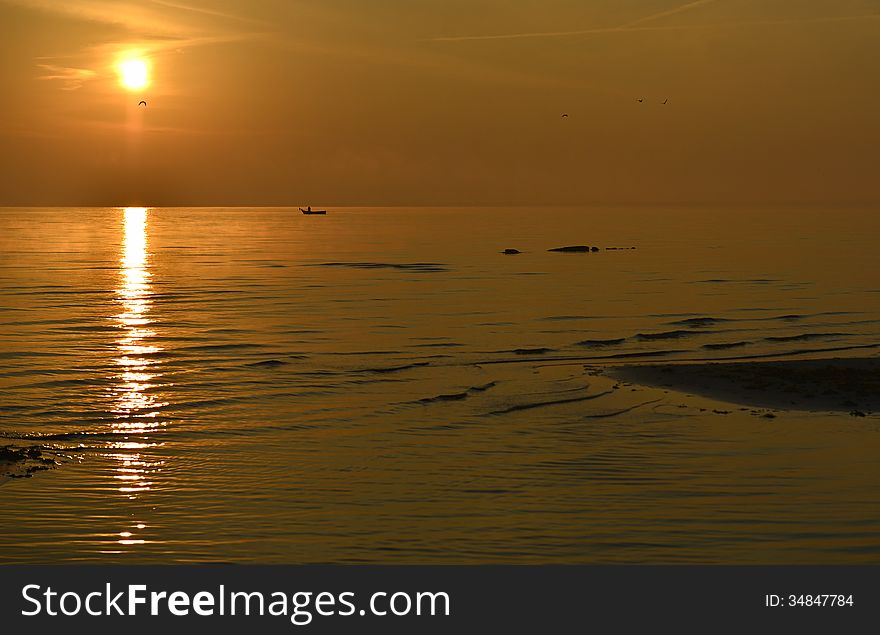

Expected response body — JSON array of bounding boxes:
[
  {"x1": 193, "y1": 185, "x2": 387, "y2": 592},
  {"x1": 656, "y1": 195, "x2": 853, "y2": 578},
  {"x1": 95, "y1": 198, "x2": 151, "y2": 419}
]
[{"x1": 1, "y1": 206, "x2": 879, "y2": 563}]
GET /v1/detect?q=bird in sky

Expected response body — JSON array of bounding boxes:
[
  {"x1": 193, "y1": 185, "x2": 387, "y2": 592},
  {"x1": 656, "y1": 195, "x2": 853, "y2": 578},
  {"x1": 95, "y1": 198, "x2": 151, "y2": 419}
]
[
  {"x1": 138, "y1": 100, "x2": 147, "y2": 107},
  {"x1": 636, "y1": 98, "x2": 644, "y2": 103},
  {"x1": 662, "y1": 98, "x2": 669, "y2": 105},
  {"x1": 561, "y1": 113, "x2": 569, "y2": 117}
]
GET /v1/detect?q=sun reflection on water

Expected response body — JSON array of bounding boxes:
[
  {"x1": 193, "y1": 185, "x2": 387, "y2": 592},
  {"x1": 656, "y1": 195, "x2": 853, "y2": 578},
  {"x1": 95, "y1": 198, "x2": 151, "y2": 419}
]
[{"x1": 108, "y1": 207, "x2": 167, "y2": 547}]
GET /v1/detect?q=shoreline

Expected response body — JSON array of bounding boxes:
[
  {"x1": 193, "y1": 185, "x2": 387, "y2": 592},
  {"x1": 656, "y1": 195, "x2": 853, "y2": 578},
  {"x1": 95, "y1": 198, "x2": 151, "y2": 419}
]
[{"x1": 608, "y1": 356, "x2": 880, "y2": 413}]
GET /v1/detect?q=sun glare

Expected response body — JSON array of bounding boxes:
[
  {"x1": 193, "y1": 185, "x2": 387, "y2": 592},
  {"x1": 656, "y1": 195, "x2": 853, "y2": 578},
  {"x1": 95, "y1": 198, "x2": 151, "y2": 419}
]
[{"x1": 118, "y1": 58, "x2": 149, "y2": 91}]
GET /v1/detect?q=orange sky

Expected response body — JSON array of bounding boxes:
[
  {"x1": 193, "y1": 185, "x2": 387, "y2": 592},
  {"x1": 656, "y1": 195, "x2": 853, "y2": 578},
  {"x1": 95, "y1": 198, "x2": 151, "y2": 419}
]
[{"x1": 1, "y1": 0, "x2": 878, "y2": 206}]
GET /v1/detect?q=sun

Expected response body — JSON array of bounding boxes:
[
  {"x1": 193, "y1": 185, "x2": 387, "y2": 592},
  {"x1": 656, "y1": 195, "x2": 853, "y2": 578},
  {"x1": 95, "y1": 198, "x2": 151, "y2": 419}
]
[{"x1": 118, "y1": 58, "x2": 149, "y2": 91}]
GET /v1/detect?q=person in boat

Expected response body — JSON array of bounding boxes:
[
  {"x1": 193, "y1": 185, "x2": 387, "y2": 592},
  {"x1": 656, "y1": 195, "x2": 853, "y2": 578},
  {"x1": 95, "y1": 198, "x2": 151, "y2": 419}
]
[{"x1": 307, "y1": 206, "x2": 311, "y2": 212}]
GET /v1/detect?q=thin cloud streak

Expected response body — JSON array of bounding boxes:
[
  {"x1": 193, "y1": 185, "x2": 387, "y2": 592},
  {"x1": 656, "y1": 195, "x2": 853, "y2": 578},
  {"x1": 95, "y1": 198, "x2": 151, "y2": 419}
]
[
  {"x1": 146, "y1": 0, "x2": 268, "y2": 27},
  {"x1": 5, "y1": 0, "x2": 267, "y2": 91},
  {"x1": 1, "y1": 0, "x2": 265, "y2": 36},
  {"x1": 36, "y1": 63, "x2": 97, "y2": 90},
  {"x1": 623, "y1": 0, "x2": 719, "y2": 28},
  {"x1": 34, "y1": 32, "x2": 263, "y2": 90},
  {"x1": 1, "y1": 0, "x2": 194, "y2": 36},
  {"x1": 429, "y1": 12, "x2": 880, "y2": 42},
  {"x1": 430, "y1": 0, "x2": 720, "y2": 42}
]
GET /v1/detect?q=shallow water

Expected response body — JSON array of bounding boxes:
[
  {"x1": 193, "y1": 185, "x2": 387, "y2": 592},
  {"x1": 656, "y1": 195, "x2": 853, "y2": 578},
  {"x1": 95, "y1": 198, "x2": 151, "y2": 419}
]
[{"x1": 1, "y1": 205, "x2": 879, "y2": 562}]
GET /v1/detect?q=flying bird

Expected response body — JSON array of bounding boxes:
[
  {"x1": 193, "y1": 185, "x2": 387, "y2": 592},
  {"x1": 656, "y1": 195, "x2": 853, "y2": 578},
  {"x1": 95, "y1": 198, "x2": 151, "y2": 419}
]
[
  {"x1": 138, "y1": 100, "x2": 147, "y2": 107},
  {"x1": 561, "y1": 113, "x2": 569, "y2": 117},
  {"x1": 636, "y1": 98, "x2": 644, "y2": 103},
  {"x1": 662, "y1": 98, "x2": 669, "y2": 105}
]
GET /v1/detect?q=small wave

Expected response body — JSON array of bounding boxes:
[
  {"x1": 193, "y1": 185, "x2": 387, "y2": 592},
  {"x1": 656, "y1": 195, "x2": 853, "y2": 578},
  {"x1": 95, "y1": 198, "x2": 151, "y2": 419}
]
[
  {"x1": 576, "y1": 338, "x2": 626, "y2": 347},
  {"x1": 180, "y1": 343, "x2": 265, "y2": 352},
  {"x1": 412, "y1": 342, "x2": 464, "y2": 348},
  {"x1": 419, "y1": 392, "x2": 469, "y2": 404},
  {"x1": 53, "y1": 325, "x2": 119, "y2": 333},
  {"x1": 244, "y1": 359, "x2": 288, "y2": 368},
  {"x1": 11, "y1": 377, "x2": 111, "y2": 390},
  {"x1": 0, "y1": 351, "x2": 68, "y2": 359},
  {"x1": 703, "y1": 341, "x2": 752, "y2": 350},
  {"x1": 582, "y1": 399, "x2": 663, "y2": 419},
  {"x1": 487, "y1": 389, "x2": 614, "y2": 415},
  {"x1": 415, "y1": 381, "x2": 497, "y2": 405},
  {"x1": 328, "y1": 350, "x2": 403, "y2": 356},
  {"x1": 470, "y1": 381, "x2": 497, "y2": 392},
  {"x1": 5, "y1": 430, "x2": 124, "y2": 442},
  {"x1": 696, "y1": 278, "x2": 781, "y2": 284},
  {"x1": 636, "y1": 330, "x2": 701, "y2": 340},
  {"x1": 540, "y1": 315, "x2": 596, "y2": 322},
  {"x1": 605, "y1": 350, "x2": 686, "y2": 359},
  {"x1": 361, "y1": 362, "x2": 430, "y2": 374},
  {"x1": 669, "y1": 317, "x2": 730, "y2": 327},
  {"x1": 764, "y1": 332, "x2": 848, "y2": 342},
  {"x1": 306, "y1": 262, "x2": 448, "y2": 273}
]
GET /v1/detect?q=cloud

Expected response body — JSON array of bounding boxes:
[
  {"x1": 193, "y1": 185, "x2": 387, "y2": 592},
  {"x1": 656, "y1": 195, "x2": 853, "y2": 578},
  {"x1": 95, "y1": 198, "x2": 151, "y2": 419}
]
[
  {"x1": 623, "y1": 0, "x2": 719, "y2": 28},
  {"x1": 146, "y1": 0, "x2": 266, "y2": 26},
  {"x1": 1, "y1": 0, "x2": 194, "y2": 36},
  {"x1": 429, "y1": 0, "x2": 720, "y2": 42},
  {"x1": 4, "y1": 0, "x2": 266, "y2": 90},
  {"x1": 429, "y1": 8, "x2": 880, "y2": 42},
  {"x1": 2, "y1": 0, "x2": 266, "y2": 35},
  {"x1": 36, "y1": 63, "x2": 98, "y2": 90}
]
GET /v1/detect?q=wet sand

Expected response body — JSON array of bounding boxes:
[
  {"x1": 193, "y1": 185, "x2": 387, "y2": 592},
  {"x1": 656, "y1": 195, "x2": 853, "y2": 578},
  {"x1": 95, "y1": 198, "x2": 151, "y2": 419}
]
[{"x1": 609, "y1": 356, "x2": 879, "y2": 414}]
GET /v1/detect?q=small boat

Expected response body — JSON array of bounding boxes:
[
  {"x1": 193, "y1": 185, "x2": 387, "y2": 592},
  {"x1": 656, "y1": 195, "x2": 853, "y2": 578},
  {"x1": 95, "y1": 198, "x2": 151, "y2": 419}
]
[{"x1": 300, "y1": 207, "x2": 327, "y2": 215}]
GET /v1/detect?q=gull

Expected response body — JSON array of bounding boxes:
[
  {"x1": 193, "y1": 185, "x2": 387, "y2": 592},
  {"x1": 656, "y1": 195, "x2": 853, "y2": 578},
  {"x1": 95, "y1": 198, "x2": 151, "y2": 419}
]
[{"x1": 138, "y1": 101, "x2": 147, "y2": 107}]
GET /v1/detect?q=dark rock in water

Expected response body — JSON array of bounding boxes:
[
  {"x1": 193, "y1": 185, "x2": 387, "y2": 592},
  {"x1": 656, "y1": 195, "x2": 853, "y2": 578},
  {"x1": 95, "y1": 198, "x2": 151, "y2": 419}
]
[
  {"x1": 850, "y1": 410, "x2": 867, "y2": 417},
  {"x1": 502, "y1": 248, "x2": 521, "y2": 255},
  {"x1": 2, "y1": 445, "x2": 58, "y2": 480},
  {"x1": 548, "y1": 245, "x2": 591, "y2": 253},
  {"x1": 0, "y1": 446, "x2": 28, "y2": 463},
  {"x1": 590, "y1": 246, "x2": 599, "y2": 252}
]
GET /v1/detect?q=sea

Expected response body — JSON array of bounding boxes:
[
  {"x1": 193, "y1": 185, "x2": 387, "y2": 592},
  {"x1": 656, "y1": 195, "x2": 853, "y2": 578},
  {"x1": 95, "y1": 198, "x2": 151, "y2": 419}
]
[{"x1": 1, "y1": 205, "x2": 879, "y2": 563}]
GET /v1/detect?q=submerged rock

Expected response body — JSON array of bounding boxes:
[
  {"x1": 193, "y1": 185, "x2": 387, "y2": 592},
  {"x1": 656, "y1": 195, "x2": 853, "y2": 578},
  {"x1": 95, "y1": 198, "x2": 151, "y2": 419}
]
[
  {"x1": 548, "y1": 245, "x2": 591, "y2": 253},
  {"x1": 1, "y1": 445, "x2": 58, "y2": 481}
]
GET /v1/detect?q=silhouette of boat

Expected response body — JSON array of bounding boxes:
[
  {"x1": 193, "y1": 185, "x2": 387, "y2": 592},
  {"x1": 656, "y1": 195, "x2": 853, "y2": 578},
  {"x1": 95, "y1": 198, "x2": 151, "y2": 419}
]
[{"x1": 300, "y1": 208, "x2": 327, "y2": 215}]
